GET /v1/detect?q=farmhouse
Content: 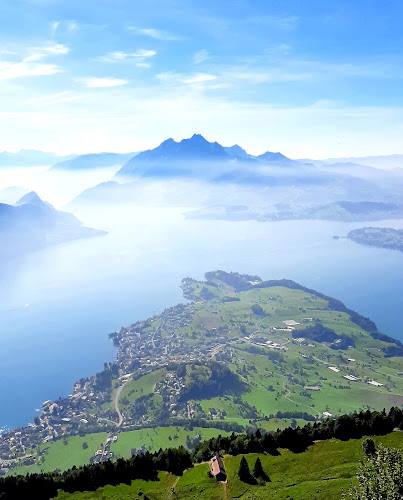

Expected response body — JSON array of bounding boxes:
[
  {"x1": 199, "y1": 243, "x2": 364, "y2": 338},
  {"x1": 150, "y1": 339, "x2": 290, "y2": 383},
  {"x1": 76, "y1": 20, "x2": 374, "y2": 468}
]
[
  {"x1": 283, "y1": 320, "x2": 300, "y2": 327},
  {"x1": 368, "y1": 380, "x2": 383, "y2": 387},
  {"x1": 209, "y1": 455, "x2": 227, "y2": 482},
  {"x1": 304, "y1": 385, "x2": 321, "y2": 391}
]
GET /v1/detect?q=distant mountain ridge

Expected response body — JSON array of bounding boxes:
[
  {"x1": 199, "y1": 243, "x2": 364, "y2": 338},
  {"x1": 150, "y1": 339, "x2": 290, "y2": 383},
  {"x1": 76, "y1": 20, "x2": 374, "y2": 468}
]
[
  {"x1": 185, "y1": 200, "x2": 403, "y2": 223},
  {"x1": 0, "y1": 150, "x2": 75, "y2": 167},
  {"x1": 52, "y1": 152, "x2": 138, "y2": 170}
]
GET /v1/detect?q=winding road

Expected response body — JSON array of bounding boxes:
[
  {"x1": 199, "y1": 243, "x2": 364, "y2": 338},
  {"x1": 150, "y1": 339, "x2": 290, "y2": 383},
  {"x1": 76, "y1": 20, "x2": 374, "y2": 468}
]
[{"x1": 114, "y1": 375, "x2": 133, "y2": 427}]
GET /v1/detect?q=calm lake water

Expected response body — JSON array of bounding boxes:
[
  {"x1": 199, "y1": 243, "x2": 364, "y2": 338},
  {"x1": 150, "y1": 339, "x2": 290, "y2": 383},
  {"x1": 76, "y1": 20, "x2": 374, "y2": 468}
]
[{"x1": 1, "y1": 205, "x2": 403, "y2": 429}]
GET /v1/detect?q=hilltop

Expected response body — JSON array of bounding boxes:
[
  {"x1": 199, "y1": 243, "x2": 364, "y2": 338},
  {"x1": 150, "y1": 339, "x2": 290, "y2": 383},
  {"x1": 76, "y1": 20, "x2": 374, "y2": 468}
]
[{"x1": 2, "y1": 271, "x2": 402, "y2": 478}]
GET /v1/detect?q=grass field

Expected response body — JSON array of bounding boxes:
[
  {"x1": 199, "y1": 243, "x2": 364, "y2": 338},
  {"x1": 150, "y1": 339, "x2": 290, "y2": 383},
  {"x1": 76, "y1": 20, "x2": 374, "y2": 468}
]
[
  {"x1": 110, "y1": 426, "x2": 231, "y2": 457},
  {"x1": 10, "y1": 432, "x2": 107, "y2": 476},
  {"x1": 53, "y1": 431, "x2": 403, "y2": 499}
]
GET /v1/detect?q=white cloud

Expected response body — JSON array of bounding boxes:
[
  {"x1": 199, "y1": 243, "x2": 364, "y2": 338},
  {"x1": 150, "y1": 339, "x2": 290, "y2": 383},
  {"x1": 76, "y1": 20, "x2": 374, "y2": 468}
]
[
  {"x1": 27, "y1": 91, "x2": 84, "y2": 105},
  {"x1": 193, "y1": 49, "x2": 210, "y2": 64},
  {"x1": 25, "y1": 43, "x2": 70, "y2": 62},
  {"x1": 79, "y1": 77, "x2": 129, "y2": 88},
  {"x1": 157, "y1": 72, "x2": 216, "y2": 85},
  {"x1": 0, "y1": 43, "x2": 69, "y2": 81},
  {"x1": 51, "y1": 21, "x2": 60, "y2": 35},
  {"x1": 67, "y1": 21, "x2": 78, "y2": 32},
  {"x1": 100, "y1": 49, "x2": 156, "y2": 67},
  {"x1": 0, "y1": 61, "x2": 60, "y2": 80},
  {"x1": 128, "y1": 27, "x2": 179, "y2": 40},
  {"x1": 182, "y1": 73, "x2": 216, "y2": 84}
]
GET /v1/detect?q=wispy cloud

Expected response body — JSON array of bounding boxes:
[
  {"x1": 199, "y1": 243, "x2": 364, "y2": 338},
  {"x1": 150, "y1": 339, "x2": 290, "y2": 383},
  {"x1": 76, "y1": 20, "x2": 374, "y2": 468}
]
[
  {"x1": 157, "y1": 72, "x2": 216, "y2": 85},
  {"x1": 51, "y1": 21, "x2": 60, "y2": 36},
  {"x1": 51, "y1": 20, "x2": 78, "y2": 36},
  {"x1": 245, "y1": 15, "x2": 299, "y2": 31},
  {"x1": 79, "y1": 77, "x2": 129, "y2": 88},
  {"x1": 100, "y1": 49, "x2": 156, "y2": 67},
  {"x1": 128, "y1": 27, "x2": 180, "y2": 40},
  {"x1": 0, "y1": 61, "x2": 60, "y2": 80},
  {"x1": 183, "y1": 73, "x2": 216, "y2": 84},
  {"x1": 27, "y1": 91, "x2": 84, "y2": 105},
  {"x1": 0, "y1": 43, "x2": 69, "y2": 80},
  {"x1": 193, "y1": 49, "x2": 210, "y2": 64},
  {"x1": 25, "y1": 43, "x2": 70, "y2": 61}
]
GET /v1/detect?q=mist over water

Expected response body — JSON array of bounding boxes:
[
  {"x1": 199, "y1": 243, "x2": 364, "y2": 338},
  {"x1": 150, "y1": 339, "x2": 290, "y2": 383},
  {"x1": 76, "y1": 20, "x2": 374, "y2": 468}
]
[{"x1": 1, "y1": 167, "x2": 403, "y2": 429}]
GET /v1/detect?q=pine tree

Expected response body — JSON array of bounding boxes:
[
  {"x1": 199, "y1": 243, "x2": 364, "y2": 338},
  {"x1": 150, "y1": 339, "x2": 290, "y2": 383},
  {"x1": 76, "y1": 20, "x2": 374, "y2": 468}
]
[
  {"x1": 253, "y1": 457, "x2": 270, "y2": 482},
  {"x1": 238, "y1": 456, "x2": 256, "y2": 484}
]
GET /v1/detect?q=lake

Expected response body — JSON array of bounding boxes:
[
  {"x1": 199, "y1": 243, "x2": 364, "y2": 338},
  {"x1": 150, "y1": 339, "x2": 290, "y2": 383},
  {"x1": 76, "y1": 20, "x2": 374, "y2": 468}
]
[{"x1": 1, "y1": 204, "x2": 403, "y2": 429}]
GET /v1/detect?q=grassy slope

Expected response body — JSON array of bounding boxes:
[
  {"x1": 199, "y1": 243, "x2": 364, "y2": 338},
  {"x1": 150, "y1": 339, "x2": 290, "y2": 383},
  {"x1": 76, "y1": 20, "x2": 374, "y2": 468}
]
[
  {"x1": 111, "y1": 426, "x2": 231, "y2": 458},
  {"x1": 53, "y1": 431, "x2": 403, "y2": 499},
  {"x1": 11, "y1": 433, "x2": 107, "y2": 476}
]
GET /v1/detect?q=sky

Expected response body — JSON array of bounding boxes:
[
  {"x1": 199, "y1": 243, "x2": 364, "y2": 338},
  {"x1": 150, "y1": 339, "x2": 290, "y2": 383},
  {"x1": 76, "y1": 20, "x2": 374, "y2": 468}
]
[{"x1": 0, "y1": 0, "x2": 402, "y2": 158}]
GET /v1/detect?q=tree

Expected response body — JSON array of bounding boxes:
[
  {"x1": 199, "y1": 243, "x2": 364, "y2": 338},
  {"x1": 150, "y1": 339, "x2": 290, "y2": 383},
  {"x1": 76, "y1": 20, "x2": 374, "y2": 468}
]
[
  {"x1": 251, "y1": 304, "x2": 264, "y2": 316},
  {"x1": 238, "y1": 456, "x2": 256, "y2": 484},
  {"x1": 344, "y1": 444, "x2": 403, "y2": 499},
  {"x1": 82, "y1": 442, "x2": 88, "y2": 450},
  {"x1": 253, "y1": 457, "x2": 270, "y2": 482},
  {"x1": 362, "y1": 438, "x2": 375, "y2": 456}
]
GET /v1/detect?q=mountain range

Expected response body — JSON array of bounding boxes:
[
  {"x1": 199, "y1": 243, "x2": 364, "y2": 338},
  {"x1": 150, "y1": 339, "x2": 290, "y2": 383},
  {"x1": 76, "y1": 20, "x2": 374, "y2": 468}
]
[{"x1": 116, "y1": 134, "x2": 302, "y2": 177}]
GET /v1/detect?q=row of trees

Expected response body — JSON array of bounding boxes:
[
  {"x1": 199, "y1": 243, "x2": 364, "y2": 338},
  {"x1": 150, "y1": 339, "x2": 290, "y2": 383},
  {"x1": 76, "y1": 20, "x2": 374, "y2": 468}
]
[
  {"x1": 0, "y1": 407, "x2": 402, "y2": 499},
  {"x1": 191, "y1": 406, "x2": 403, "y2": 460},
  {"x1": 0, "y1": 447, "x2": 192, "y2": 500}
]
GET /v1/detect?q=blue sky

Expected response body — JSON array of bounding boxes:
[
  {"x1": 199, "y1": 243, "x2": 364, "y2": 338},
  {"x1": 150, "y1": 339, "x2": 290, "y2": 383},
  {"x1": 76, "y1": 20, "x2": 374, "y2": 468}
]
[{"x1": 0, "y1": 0, "x2": 402, "y2": 157}]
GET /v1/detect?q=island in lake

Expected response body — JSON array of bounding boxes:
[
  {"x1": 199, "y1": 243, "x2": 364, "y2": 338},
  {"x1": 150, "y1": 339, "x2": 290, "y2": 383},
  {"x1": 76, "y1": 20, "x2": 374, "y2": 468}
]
[{"x1": 347, "y1": 227, "x2": 403, "y2": 252}]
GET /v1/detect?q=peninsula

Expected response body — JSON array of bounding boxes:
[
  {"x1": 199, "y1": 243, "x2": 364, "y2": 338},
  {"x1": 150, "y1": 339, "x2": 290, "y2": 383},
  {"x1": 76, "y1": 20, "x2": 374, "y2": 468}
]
[
  {"x1": 1, "y1": 271, "x2": 402, "y2": 477},
  {"x1": 347, "y1": 227, "x2": 403, "y2": 252}
]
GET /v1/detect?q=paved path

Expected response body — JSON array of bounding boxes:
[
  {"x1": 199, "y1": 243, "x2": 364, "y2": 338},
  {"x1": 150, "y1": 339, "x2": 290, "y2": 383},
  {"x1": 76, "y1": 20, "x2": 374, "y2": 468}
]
[
  {"x1": 114, "y1": 376, "x2": 133, "y2": 427},
  {"x1": 166, "y1": 476, "x2": 180, "y2": 499}
]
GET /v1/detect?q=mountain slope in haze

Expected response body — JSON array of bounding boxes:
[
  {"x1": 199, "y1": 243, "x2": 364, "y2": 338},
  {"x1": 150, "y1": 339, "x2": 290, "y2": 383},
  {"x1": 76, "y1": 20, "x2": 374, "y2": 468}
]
[
  {"x1": 0, "y1": 192, "x2": 106, "y2": 257},
  {"x1": 320, "y1": 154, "x2": 403, "y2": 169},
  {"x1": 186, "y1": 200, "x2": 403, "y2": 222},
  {"x1": 52, "y1": 152, "x2": 139, "y2": 170},
  {"x1": 0, "y1": 150, "x2": 74, "y2": 167}
]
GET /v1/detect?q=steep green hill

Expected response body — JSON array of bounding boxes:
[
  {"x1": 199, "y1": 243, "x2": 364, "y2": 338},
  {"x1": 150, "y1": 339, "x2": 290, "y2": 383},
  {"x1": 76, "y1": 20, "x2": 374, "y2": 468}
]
[{"x1": 53, "y1": 431, "x2": 403, "y2": 499}]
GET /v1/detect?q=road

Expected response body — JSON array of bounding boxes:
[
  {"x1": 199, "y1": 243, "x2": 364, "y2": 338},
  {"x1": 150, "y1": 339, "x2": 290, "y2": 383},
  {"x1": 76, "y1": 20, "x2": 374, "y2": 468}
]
[
  {"x1": 114, "y1": 375, "x2": 133, "y2": 427},
  {"x1": 282, "y1": 381, "x2": 321, "y2": 417}
]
